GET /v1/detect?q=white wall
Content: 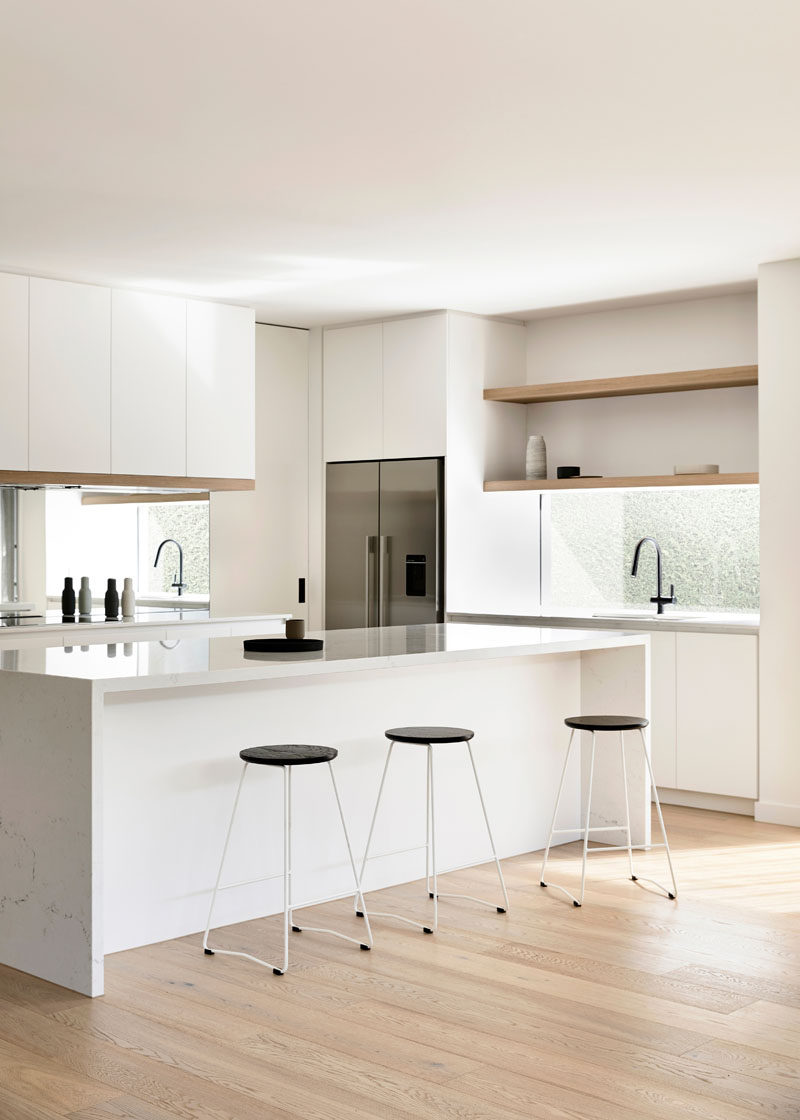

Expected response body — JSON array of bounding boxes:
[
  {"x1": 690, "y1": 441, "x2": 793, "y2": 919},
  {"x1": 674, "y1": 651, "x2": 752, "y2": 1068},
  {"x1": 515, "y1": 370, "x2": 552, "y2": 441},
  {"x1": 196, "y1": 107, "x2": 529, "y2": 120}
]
[
  {"x1": 756, "y1": 260, "x2": 800, "y2": 826},
  {"x1": 525, "y1": 294, "x2": 758, "y2": 478},
  {"x1": 445, "y1": 313, "x2": 541, "y2": 615},
  {"x1": 210, "y1": 324, "x2": 309, "y2": 619}
]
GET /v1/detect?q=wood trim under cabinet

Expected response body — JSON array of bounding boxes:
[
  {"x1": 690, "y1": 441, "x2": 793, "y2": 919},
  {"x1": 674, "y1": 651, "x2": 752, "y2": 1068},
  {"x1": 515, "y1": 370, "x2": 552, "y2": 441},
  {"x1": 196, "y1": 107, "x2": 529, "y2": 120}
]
[
  {"x1": 484, "y1": 473, "x2": 759, "y2": 492},
  {"x1": 0, "y1": 469, "x2": 254, "y2": 491},
  {"x1": 483, "y1": 364, "x2": 758, "y2": 404},
  {"x1": 81, "y1": 491, "x2": 210, "y2": 506}
]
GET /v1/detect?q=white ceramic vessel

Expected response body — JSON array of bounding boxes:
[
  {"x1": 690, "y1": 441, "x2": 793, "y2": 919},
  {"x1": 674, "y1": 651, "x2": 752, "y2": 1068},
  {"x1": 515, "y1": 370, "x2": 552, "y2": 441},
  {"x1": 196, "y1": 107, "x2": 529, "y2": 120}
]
[{"x1": 526, "y1": 434, "x2": 547, "y2": 480}]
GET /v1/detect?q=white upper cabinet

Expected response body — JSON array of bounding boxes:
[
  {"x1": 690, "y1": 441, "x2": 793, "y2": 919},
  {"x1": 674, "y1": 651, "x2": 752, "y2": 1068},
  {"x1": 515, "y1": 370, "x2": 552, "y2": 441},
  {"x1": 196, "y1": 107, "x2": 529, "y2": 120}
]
[
  {"x1": 29, "y1": 278, "x2": 111, "y2": 474},
  {"x1": 323, "y1": 315, "x2": 447, "y2": 463},
  {"x1": 186, "y1": 301, "x2": 255, "y2": 480},
  {"x1": 111, "y1": 290, "x2": 187, "y2": 477},
  {"x1": 0, "y1": 272, "x2": 29, "y2": 470},
  {"x1": 323, "y1": 323, "x2": 382, "y2": 462},
  {"x1": 382, "y1": 315, "x2": 447, "y2": 459}
]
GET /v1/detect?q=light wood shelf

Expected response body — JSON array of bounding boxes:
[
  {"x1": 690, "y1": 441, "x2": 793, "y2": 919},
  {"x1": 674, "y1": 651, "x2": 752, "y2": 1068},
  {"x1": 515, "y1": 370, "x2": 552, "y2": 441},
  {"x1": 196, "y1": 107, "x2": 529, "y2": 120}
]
[
  {"x1": 483, "y1": 364, "x2": 758, "y2": 405},
  {"x1": 484, "y1": 473, "x2": 759, "y2": 492},
  {"x1": 0, "y1": 470, "x2": 254, "y2": 492}
]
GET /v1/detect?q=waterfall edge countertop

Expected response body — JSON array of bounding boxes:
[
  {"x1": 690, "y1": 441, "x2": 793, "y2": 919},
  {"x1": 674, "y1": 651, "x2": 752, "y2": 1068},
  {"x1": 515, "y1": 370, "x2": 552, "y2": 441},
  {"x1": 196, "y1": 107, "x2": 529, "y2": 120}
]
[
  {"x1": 0, "y1": 622, "x2": 648, "y2": 693},
  {"x1": 0, "y1": 620, "x2": 650, "y2": 998}
]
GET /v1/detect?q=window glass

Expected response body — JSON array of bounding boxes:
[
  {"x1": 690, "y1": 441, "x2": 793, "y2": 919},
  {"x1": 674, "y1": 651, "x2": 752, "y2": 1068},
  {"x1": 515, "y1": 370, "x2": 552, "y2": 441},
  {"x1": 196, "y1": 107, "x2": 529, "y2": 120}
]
[
  {"x1": 544, "y1": 486, "x2": 759, "y2": 615},
  {"x1": 142, "y1": 502, "x2": 209, "y2": 597}
]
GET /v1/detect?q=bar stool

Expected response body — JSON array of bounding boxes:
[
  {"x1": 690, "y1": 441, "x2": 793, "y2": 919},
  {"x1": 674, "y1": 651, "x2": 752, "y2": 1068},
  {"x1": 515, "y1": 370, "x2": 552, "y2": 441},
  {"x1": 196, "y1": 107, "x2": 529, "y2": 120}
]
[
  {"x1": 203, "y1": 744, "x2": 372, "y2": 974},
  {"x1": 356, "y1": 726, "x2": 509, "y2": 933},
  {"x1": 540, "y1": 715, "x2": 678, "y2": 907}
]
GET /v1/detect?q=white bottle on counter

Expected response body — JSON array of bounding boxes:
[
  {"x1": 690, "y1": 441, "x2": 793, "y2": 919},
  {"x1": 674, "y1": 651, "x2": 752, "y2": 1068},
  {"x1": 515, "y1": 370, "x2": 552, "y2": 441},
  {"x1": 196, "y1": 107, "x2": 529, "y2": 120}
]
[
  {"x1": 121, "y1": 577, "x2": 135, "y2": 619},
  {"x1": 78, "y1": 576, "x2": 92, "y2": 617}
]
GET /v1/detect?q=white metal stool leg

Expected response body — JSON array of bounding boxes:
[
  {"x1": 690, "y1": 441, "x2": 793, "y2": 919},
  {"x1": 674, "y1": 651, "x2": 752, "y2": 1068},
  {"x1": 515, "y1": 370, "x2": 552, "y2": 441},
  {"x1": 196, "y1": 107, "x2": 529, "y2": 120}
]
[
  {"x1": 427, "y1": 744, "x2": 438, "y2": 933},
  {"x1": 430, "y1": 739, "x2": 510, "y2": 913},
  {"x1": 355, "y1": 741, "x2": 395, "y2": 916},
  {"x1": 636, "y1": 728, "x2": 678, "y2": 899},
  {"x1": 292, "y1": 764, "x2": 375, "y2": 949},
  {"x1": 540, "y1": 729, "x2": 582, "y2": 904},
  {"x1": 203, "y1": 761, "x2": 247, "y2": 956},
  {"x1": 577, "y1": 733, "x2": 598, "y2": 906},
  {"x1": 619, "y1": 731, "x2": 635, "y2": 881}
]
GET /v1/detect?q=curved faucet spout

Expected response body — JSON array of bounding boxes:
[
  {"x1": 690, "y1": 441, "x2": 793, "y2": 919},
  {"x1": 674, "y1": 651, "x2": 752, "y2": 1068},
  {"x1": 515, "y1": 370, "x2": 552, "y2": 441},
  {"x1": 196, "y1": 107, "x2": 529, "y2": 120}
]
[
  {"x1": 153, "y1": 538, "x2": 186, "y2": 597},
  {"x1": 630, "y1": 536, "x2": 676, "y2": 615},
  {"x1": 631, "y1": 536, "x2": 661, "y2": 578}
]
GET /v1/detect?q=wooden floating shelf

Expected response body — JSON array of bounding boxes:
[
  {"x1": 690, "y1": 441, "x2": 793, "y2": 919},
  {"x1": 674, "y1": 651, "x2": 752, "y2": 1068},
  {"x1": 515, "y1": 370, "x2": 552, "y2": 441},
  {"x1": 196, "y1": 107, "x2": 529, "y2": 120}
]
[
  {"x1": 484, "y1": 473, "x2": 759, "y2": 492},
  {"x1": 483, "y1": 365, "x2": 758, "y2": 405},
  {"x1": 0, "y1": 470, "x2": 254, "y2": 492}
]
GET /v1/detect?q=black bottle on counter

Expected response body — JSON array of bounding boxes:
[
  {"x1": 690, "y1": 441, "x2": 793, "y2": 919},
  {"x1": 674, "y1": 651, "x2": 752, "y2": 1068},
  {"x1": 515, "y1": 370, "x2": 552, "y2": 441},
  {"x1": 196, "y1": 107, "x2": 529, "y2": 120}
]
[
  {"x1": 104, "y1": 578, "x2": 120, "y2": 621},
  {"x1": 61, "y1": 576, "x2": 76, "y2": 621}
]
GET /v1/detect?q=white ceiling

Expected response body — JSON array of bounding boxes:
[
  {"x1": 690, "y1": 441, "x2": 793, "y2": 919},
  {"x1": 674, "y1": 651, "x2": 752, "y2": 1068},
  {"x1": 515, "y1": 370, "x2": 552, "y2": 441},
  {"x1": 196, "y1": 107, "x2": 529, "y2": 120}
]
[{"x1": 1, "y1": 0, "x2": 798, "y2": 326}]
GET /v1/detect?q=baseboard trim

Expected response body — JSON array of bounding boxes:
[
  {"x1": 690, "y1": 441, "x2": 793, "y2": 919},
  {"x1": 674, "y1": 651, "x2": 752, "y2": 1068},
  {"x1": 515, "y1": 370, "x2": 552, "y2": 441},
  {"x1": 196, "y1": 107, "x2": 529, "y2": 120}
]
[
  {"x1": 754, "y1": 801, "x2": 800, "y2": 828},
  {"x1": 656, "y1": 788, "x2": 755, "y2": 816}
]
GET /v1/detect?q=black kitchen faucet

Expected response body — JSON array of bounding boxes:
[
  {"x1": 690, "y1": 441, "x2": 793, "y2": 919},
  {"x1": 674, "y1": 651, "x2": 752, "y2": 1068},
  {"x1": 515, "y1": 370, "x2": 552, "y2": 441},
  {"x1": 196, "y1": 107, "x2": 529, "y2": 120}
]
[{"x1": 631, "y1": 536, "x2": 677, "y2": 615}]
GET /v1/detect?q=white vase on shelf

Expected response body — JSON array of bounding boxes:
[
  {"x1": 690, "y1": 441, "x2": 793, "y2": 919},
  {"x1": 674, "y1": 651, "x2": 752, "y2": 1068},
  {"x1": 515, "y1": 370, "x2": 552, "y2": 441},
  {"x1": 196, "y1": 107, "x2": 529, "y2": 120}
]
[{"x1": 525, "y1": 435, "x2": 547, "y2": 480}]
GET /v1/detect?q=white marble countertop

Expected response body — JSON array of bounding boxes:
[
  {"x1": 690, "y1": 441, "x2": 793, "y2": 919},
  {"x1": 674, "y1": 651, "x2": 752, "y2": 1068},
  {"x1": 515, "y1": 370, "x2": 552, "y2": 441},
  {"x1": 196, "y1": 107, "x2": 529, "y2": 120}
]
[{"x1": 0, "y1": 622, "x2": 647, "y2": 694}]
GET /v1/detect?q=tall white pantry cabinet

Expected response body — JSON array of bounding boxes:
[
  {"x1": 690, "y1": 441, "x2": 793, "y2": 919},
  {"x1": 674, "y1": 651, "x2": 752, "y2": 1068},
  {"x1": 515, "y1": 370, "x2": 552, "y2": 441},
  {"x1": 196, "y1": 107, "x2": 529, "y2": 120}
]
[{"x1": 0, "y1": 271, "x2": 255, "y2": 485}]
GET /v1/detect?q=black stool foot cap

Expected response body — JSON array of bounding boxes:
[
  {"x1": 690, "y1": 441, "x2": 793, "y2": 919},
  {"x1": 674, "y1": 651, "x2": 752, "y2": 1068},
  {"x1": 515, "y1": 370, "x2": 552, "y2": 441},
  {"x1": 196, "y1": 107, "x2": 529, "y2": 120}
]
[
  {"x1": 291, "y1": 925, "x2": 302, "y2": 932},
  {"x1": 355, "y1": 910, "x2": 364, "y2": 918},
  {"x1": 360, "y1": 944, "x2": 371, "y2": 951},
  {"x1": 422, "y1": 926, "x2": 434, "y2": 934},
  {"x1": 272, "y1": 968, "x2": 284, "y2": 975},
  {"x1": 573, "y1": 900, "x2": 581, "y2": 908},
  {"x1": 540, "y1": 880, "x2": 547, "y2": 887},
  {"x1": 631, "y1": 875, "x2": 638, "y2": 881},
  {"x1": 203, "y1": 948, "x2": 214, "y2": 955},
  {"x1": 668, "y1": 892, "x2": 676, "y2": 900},
  {"x1": 428, "y1": 892, "x2": 435, "y2": 899},
  {"x1": 497, "y1": 907, "x2": 507, "y2": 913}
]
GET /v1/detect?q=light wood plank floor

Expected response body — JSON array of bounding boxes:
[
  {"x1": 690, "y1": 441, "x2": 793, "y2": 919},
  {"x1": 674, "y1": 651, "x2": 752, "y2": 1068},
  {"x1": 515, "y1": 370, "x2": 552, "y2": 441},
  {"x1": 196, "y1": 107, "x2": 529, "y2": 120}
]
[{"x1": 1, "y1": 805, "x2": 799, "y2": 1119}]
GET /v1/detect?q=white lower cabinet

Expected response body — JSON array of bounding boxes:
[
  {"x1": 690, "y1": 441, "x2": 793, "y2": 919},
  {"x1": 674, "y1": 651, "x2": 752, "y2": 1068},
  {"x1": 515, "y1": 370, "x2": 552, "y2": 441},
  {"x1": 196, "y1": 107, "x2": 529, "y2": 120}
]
[
  {"x1": 649, "y1": 630, "x2": 758, "y2": 799},
  {"x1": 676, "y1": 632, "x2": 758, "y2": 798}
]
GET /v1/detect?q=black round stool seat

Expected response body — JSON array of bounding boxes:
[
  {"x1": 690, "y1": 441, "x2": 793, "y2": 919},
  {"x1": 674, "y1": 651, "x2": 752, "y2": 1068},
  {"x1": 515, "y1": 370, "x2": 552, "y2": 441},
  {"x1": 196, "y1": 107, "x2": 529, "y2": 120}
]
[
  {"x1": 239, "y1": 744, "x2": 338, "y2": 766},
  {"x1": 385, "y1": 726, "x2": 474, "y2": 744},
  {"x1": 565, "y1": 715, "x2": 649, "y2": 733}
]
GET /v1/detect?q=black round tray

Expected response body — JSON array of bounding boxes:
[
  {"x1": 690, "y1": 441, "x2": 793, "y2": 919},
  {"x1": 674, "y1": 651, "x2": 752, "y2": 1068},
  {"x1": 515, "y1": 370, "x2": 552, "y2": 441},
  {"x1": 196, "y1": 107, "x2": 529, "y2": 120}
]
[{"x1": 243, "y1": 637, "x2": 324, "y2": 653}]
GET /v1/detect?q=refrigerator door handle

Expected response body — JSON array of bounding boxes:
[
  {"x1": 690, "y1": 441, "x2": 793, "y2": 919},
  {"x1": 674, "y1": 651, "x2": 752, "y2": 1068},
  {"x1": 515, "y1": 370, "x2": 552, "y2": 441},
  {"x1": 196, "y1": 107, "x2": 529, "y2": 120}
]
[
  {"x1": 378, "y1": 535, "x2": 390, "y2": 627},
  {"x1": 364, "y1": 536, "x2": 377, "y2": 627}
]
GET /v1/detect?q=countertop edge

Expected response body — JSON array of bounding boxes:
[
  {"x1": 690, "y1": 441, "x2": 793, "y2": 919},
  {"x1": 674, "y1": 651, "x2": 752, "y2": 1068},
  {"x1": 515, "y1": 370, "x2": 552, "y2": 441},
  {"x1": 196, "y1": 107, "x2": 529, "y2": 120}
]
[{"x1": 447, "y1": 612, "x2": 759, "y2": 636}]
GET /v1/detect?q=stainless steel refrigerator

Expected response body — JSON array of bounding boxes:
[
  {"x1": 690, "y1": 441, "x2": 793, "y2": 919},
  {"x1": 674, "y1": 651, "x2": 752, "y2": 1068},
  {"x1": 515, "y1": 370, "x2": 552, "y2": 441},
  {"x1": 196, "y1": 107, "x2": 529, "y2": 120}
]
[{"x1": 325, "y1": 458, "x2": 444, "y2": 629}]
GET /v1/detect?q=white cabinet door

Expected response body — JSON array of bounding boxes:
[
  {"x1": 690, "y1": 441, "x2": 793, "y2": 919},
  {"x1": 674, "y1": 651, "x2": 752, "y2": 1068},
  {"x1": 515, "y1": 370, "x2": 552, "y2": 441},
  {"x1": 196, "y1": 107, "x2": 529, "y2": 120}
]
[
  {"x1": 29, "y1": 278, "x2": 111, "y2": 473},
  {"x1": 323, "y1": 324, "x2": 382, "y2": 462},
  {"x1": 0, "y1": 272, "x2": 29, "y2": 470},
  {"x1": 650, "y1": 631, "x2": 677, "y2": 788},
  {"x1": 210, "y1": 325, "x2": 309, "y2": 618},
  {"x1": 186, "y1": 301, "x2": 255, "y2": 480},
  {"x1": 111, "y1": 290, "x2": 187, "y2": 477},
  {"x1": 676, "y1": 633, "x2": 758, "y2": 798},
  {"x1": 382, "y1": 315, "x2": 447, "y2": 459}
]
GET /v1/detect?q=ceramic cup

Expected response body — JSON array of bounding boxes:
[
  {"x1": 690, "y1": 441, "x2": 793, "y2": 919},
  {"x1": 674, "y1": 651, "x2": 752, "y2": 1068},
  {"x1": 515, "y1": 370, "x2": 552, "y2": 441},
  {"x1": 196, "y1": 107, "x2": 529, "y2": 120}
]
[{"x1": 285, "y1": 618, "x2": 306, "y2": 640}]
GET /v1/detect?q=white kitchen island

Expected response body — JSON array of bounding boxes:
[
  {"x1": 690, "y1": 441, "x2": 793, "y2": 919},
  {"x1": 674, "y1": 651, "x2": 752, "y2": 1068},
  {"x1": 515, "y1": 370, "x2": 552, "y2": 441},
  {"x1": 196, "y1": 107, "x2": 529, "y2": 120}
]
[{"x1": 0, "y1": 622, "x2": 649, "y2": 996}]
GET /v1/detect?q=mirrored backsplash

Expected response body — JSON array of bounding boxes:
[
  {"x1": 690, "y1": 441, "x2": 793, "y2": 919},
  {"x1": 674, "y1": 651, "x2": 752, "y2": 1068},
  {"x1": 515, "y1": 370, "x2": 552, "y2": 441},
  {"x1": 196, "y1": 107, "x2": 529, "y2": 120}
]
[{"x1": 45, "y1": 491, "x2": 209, "y2": 604}]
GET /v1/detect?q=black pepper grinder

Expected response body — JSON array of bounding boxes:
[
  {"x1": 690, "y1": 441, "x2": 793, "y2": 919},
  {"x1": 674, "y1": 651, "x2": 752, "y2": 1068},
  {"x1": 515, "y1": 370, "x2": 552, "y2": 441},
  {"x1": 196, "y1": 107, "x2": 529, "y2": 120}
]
[
  {"x1": 61, "y1": 576, "x2": 76, "y2": 621},
  {"x1": 104, "y1": 578, "x2": 120, "y2": 621}
]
